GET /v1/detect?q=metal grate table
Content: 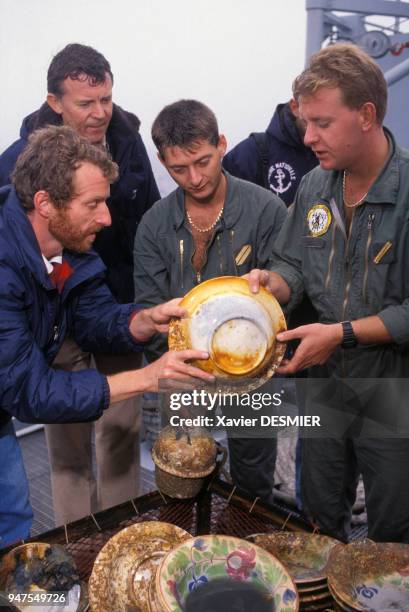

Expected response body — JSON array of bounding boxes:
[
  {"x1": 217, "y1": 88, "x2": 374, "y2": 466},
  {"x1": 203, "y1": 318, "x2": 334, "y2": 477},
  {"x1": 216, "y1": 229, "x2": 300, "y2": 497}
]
[{"x1": 1, "y1": 479, "x2": 340, "y2": 611}]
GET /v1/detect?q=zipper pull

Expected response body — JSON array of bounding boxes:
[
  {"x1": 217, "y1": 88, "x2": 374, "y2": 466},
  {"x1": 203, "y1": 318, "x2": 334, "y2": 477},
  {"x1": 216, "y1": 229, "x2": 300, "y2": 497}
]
[
  {"x1": 179, "y1": 239, "x2": 184, "y2": 290},
  {"x1": 367, "y1": 213, "x2": 375, "y2": 229},
  {"x1": 53, "y1": 325, "x2": 59, "y2": 342},
  {"x1": 196, "y1": 271, "x2": 201, "y2": 284}
]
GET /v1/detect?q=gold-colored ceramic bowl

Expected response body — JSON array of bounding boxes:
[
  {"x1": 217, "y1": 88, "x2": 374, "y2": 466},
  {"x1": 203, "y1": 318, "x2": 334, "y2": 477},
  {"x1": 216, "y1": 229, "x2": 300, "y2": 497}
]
[{"x1": 169, "y1": 276, "x2": 286, "y2": 390}]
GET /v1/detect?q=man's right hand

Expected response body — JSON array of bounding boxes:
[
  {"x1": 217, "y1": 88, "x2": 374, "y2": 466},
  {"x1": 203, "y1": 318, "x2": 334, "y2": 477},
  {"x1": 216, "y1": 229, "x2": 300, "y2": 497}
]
[
  {"x1": 108, "y1": 349, "x2": 215, "y2": 404},
  {"x1": 143, "y1": 349, "x2": 215, "y2": 391}
]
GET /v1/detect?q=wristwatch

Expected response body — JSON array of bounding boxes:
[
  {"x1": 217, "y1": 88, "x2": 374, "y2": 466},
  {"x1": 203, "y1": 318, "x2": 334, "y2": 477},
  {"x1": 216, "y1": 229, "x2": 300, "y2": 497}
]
[{"x1": 341, "y1": 321, "x2": 358, "y2": 349}]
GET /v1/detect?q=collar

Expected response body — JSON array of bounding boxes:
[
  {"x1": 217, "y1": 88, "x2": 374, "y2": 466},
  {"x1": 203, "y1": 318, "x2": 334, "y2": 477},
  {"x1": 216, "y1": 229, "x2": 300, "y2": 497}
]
[
  {"x1": 2, "y1": 187, "x2": 106, "y2": 291},
  {"x1": 42, "y1": 253, "x2": 63, "y2": 274},
  {"x1": 173, "y1": 171, "x2": 243, "y2": 231},
  {"x1": 23, "y1": 103, "x2": 140, "y2": 145},
  {"x1": 3, "y1": 187, "x2": 53, "y2": 287},
  {"x1": 319, "y1": 127, "x2": 399, "y2": 207}
]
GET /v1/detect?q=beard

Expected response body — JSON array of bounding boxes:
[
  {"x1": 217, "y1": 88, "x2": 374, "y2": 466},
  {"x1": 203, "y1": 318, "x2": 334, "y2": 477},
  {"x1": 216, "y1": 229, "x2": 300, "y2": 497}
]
[{"x1": 49, "y1": 209, "x2": 102, "y2": 253}]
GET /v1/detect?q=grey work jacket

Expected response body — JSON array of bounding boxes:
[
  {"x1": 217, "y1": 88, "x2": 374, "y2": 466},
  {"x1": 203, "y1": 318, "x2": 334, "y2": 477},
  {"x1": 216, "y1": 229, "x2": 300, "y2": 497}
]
[
  {"x1": 134, "y1": 172, "x2": 287, "y2": 360},
  {"x1": 270, "y1": 130, "x2": 409, "y2": 378}
]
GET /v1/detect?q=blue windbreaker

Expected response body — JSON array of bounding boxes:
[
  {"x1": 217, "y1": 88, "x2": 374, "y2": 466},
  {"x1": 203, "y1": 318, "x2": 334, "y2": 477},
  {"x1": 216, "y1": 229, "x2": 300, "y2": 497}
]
[{"x1": 0, "y1": 186, "x2": 142, "y2": 426}]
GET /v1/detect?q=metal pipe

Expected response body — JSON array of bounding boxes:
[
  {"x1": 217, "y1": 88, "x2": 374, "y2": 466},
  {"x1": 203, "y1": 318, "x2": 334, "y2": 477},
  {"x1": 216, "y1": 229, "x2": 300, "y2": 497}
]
[
  {"x1": 384, "y1": 55, "x2": 409, "y2": 85},
  {"x1": 306, "y1": 0, "x2": 409, "y2": 19},
  {"x1": 306, "y1": 7, "x2": 325, "y2": 61},
  {"x1": 15, "y1": 423, "x2": 44, "y2": 438}
]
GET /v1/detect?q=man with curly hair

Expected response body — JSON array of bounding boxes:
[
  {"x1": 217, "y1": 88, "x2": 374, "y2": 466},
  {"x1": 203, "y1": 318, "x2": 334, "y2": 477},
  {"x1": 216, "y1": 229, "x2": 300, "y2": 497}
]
[
  {"x1": 0, "y1": 44, "x2": 160, "y2": 525},
  {"x1": 0, "y1": 125, "x2": 212, "y2": 547}
]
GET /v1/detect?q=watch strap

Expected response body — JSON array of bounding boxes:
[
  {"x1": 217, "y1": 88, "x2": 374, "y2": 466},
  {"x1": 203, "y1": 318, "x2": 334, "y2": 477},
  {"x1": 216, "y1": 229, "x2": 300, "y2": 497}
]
[{"x1": 341, "y1": 320, "x2": 357, "y2": 349}]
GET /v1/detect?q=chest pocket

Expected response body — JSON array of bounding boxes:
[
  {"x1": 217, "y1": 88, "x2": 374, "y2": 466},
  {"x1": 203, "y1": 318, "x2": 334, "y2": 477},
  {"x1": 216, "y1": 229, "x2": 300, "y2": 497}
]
[
  {"x1": 157, "y1": 233, "x2": 179, "y2": 270},
  {"x1": 302, "y1": 236, "x2": 326, "y2": 248},
  {"x1": 300, "y1": 233, "x2": 334, "y2": 304},
  {"x1": 363, "y1": 240, "x2": 396, "y2": 310},
  {"x1": 234, "y1": 243, "x2": 253, "y2": 273}
]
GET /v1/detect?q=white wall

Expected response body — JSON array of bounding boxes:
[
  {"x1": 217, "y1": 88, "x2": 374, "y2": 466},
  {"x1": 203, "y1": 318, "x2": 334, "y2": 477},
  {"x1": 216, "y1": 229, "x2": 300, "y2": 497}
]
[{"x1": 0, "y1": 0, "x2": 306, "y2": 194}]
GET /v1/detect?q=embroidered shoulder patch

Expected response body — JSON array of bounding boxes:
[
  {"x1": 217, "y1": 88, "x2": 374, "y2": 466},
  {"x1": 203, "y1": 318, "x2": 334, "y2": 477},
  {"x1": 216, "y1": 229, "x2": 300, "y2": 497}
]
[{"x1": 307, "y1": 204, "x2": 332, "y2": 237}]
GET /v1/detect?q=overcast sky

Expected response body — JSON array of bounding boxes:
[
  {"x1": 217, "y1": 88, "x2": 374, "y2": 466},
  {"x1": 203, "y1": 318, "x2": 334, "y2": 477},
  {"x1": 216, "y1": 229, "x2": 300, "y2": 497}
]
[{"x1": 0, "y1": 0, "x2": 307, "y2": 193}]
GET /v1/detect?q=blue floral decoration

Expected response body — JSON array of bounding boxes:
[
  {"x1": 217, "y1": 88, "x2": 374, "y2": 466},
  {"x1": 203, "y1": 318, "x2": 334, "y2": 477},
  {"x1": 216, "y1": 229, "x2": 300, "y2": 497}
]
[
  {"x1": 356, "y1": 584, "x2": 378, "y2": 599},
  {"x1": 193, "y1": 539, "x2": 208, "y2": 551},
  {"x1": 188, "y1": 574, "x2": 209, "y2": 592},
  {"x1": 283, "y1": 588, "x2": 297, "y2": 603}
]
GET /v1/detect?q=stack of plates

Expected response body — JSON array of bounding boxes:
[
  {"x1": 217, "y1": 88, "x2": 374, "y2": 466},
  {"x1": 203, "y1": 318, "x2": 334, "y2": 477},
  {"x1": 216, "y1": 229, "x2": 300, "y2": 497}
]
[
  {"x1": 88, "y1": 521, "x2": 191, "y2": 611},
  {"x1": 247, "y1": 532, "x2": 343, "y2": 610},
  {"x1": 327, "y1": 539, "x2": 409, "y2": 611}
]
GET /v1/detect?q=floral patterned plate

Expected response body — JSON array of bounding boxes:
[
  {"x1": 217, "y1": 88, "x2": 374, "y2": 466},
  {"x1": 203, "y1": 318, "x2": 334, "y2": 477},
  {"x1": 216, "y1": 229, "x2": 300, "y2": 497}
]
[
  {"x1": 156, "y1": 534, "x2": 299, "y2": 611},
  {"x1": 327, "y1": 540, "x2": 409, "y2": 611},
  {"x1": 247, "y1": 532, "x2": 343, "y2": 584}
]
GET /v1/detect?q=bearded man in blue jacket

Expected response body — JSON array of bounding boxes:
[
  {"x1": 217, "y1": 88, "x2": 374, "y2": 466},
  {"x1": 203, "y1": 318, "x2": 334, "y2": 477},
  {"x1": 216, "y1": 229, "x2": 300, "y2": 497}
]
[
  {"x1": 0, "y1": 44, "x2": 161, "y2": 524},
  {"x1": 0, "y1": 125, "x2": 213, "y2": 548}
]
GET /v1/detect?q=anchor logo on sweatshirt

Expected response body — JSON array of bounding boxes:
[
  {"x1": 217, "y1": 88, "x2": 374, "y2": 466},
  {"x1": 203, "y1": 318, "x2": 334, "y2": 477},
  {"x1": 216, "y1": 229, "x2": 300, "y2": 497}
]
[{"x1": 268, "y1": 162, "x2": 296, "y2": 195}]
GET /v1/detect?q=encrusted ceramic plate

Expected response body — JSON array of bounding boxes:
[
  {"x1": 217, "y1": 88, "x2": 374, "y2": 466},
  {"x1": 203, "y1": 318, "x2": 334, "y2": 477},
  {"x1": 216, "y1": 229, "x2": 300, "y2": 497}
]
[
  {"x1": 298, "y1": 581, "x2": 331, "y2": 594},
  {"x1": 328, "y1": 582, "x2": 359, "y2": 611},
  {"x1": 327, "y1": 540, "x2": 409, "y2": 611},
  {"x1": 0, "y1": 543, "x2": 85, "y2": 612},
  {"x1": 148, "y1": 571, "x2": 162, "y2": 612},
  {"x1": 168, "y1": 276, "x2": 286, "y2": 392},
  {"x1": 298, "y1": 588, "x2": 333, "y2": 605},
  {"x1": 156, "y1": 534, "x2": 299, "y2": 611},
  {"x1": 88, "y1": 521, "x2": 191, "y2": 612},
  {"x1": 246, "y1": 532, "x2": 342, "y2": 584}
]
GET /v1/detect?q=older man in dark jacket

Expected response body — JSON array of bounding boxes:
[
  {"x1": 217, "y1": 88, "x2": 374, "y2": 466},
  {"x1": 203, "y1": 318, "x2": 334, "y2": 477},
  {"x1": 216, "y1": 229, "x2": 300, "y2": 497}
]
[{"x1": 0, "y1": 44, "x2": 160, "y2": 525}]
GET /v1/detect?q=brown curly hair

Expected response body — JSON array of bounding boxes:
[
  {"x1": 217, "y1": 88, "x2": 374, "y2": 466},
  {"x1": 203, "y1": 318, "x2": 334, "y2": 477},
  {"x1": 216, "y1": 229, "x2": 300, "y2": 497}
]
[{"x1": 12, "y1": 125, "x2": 118, "y2": 211}]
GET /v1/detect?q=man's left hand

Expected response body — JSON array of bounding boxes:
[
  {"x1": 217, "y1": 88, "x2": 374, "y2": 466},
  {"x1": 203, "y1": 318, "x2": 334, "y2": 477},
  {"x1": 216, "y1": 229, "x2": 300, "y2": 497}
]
[
  {"x1": 276, "y1": 323, "x2": 342, "y2": 374},
  {"x1": 130, "y1": 298, "x2": 186, "y2": 342}
]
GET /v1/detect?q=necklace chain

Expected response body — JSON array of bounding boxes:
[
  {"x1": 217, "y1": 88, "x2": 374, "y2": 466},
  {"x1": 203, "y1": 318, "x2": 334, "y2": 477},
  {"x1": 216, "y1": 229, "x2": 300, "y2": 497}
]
[
  {"x1": 342, "y1": 170, "x2": 368, "y2": 209},
  {"x1": 186, "y1": 206, "x2": 224, "y2": 233}
]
